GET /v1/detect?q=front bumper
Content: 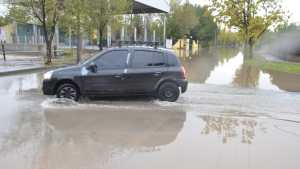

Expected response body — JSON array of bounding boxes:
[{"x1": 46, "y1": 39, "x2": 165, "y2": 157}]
[{"x1": 42, "y1": 79, "x2": 58, "y2": 95}]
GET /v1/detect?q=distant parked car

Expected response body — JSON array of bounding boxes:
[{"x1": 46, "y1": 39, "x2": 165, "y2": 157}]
[{"x1": 42, "y1": 47, "x2": 188, "y2": 102}]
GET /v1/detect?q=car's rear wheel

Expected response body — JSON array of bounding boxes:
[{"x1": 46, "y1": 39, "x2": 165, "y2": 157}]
[
  {"x1": 56, "y1": 83, "x2": 80, "y2": 101},
  {"x1": 157, "y1": 82, "x2": 180, "y2": 102}
]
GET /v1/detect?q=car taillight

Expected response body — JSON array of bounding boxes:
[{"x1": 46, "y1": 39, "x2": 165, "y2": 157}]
[{"x1": 181, "y1": 66, "x2": 187, "y2": 79}]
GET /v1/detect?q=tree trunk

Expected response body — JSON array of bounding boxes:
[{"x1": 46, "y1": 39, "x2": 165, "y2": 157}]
[
  {"x1": 249, "y1": 42, "x2": 254, "y2": 58},
  {"x1": 243, "y1": 38, "x2": 254, "y2": 59},
  {"x1": 98, "y1": 28, "x2": 103, "y2": 51},
  {"x1": 45, "y1": 40, "x2": 52, "y2": 64},
  {"x1": 42, "y1": 22, "x2": 54, "y2": 65},
  {"x1": 76, "y1": 33, "x2": 82, "y2": 64}
]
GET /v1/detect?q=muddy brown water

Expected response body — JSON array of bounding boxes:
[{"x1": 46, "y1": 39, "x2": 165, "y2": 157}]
[
  {"x1": 179, "y1": 48, "x2": 300, "y2": 92},
  {"x1": 0, "y1": 49, "x2": 300, "y2": 169}
]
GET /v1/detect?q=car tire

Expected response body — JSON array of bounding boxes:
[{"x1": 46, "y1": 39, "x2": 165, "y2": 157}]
[
  {"x1": 157, "y1": 82, "x2": 180, "y2": 102},
  {"x1": 56, "y1": 83, "x2": 80, "y2": 101}
]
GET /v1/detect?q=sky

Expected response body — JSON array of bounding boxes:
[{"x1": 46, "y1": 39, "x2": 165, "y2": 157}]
[
  {"x1": 1, "y1": 0, "x2": 300, "y2": 23},
  {"x1": 191, "y1": 0, "x2": 300, "y2": 23}
]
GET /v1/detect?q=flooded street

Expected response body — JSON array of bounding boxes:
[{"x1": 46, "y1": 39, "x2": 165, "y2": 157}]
[
  {"x1": 179, "y1": 48, "x2": 300, "y2": 92},
  {"x1": 1, "y1": 49, "x2": 300, "y2": 169}
]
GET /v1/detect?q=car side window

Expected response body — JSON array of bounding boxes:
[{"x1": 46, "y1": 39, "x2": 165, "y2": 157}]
[
  {"x1": 132, "y1": 50, "x2": 166, "y2": 68},
  {"x1": 94, "y1": 50, "x2": 128, "y2": 69}
]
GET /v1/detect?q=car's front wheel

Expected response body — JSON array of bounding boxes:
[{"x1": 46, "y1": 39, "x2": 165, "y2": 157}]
[
  {"x1": 56, "y1": 83, "x2": 80, "y2": 101},
  {"x1": 157, "y1": 82, "x2": 180, "y2": 102}
]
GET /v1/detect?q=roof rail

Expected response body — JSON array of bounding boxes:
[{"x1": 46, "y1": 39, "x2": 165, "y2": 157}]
[{"x1": 114, "y1": 41, "x2": 161, "y2": 49}]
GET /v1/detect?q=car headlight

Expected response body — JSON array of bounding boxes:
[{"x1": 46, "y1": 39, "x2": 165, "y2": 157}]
[{"x1": 43, "y1": 70, "x2": 54, "y2": 80}]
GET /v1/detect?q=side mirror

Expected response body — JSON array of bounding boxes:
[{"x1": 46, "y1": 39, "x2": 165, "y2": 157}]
[{"x1": 86, "y1": 63, "x2": 98, "y2": 73}]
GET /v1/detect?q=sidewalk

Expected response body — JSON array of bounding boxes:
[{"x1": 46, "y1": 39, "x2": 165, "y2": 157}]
[
  {"x1": 0, "y1": 49, "x2": 100, "y2": 76},
  {"x1": 0, "y1": 54, "x2": 72, "y2": 76},
  {"x1": 0, "y1": 54, "x2": 43, "y2": 71}
]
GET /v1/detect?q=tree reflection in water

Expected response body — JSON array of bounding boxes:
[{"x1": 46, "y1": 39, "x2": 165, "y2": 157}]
[
  {"x1": 233, "y1": 64, "x2": 260, "y2": 88},
  {"x1": 200, "y1": 114, "x2": 262, "y2": 144}
]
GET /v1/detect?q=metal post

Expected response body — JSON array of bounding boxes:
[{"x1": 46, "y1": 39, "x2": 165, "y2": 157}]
[
  {"x1": 163, "y1": 15, "x2": 166, "y2": 48},
  {"x1": 1, "y1": 40, "x2": 6, "y2": 61},
  {"x1": 14, "y1": 21, "x2": 19, "y2": 44},
  {"x1": 121, "y1": 15, "x2": 125, "y2": 43},
  {"x1": 144, "y1": 15, "x2": 147, "y2": 42},
  {"x1": 121, "y1": 26, "x2": 125, "y2": 41},
  {"x1": 153, "y1": 30, "x2": 156, "y2": 42},
  {"x1": 33, "y1": 24, "x2": 37, "y2": 44},
  {"x1": 69, "y1": 27, "x2": 72, "y2": 48},
  {"x1": 134, "y1": 27, "x2": 137, "y2": 43},
  {"x1": 107, "y1": 24, "x2": 111, "y2": 48}
]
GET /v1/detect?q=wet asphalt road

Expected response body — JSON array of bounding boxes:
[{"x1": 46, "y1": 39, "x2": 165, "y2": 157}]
[{"x1": 0, "y1": 72, "x2": 300, "y2": 169}]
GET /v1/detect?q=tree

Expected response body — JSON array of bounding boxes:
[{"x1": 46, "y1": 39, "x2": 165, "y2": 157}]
[
  {"x1": 275, "y1": 22, "x2": 300, "y2": 33},
  {"x1": 10, "y1": 0, "x2": 63, "y2": 64},
  {"x1": 61, "y1": 0, "x2": 88, "y2": 63},
  {"x1": 166, "y1": 1, "x2": 198, "y2": 41},
  {"x1": 0, "y1": 16, "x2": 10, "y2": 27},
  {"x1": 210, "y1": 0, "x2": 286, "y2": 57},
  {"x1": 217, "y1": 30, "x2": 240, "y2": 47},
  {"x1": 7, "y1": 5, "x2": 31, "y2": 24},
  {"x1": 190, "y1": 6, "x2": 218, "y2": 47},
  {"x1": 127, "y1": 14, "x2": 144, "y2": 41},
  {"x1": 86, "y1": 0, "x2": 130, "y2": 51}
]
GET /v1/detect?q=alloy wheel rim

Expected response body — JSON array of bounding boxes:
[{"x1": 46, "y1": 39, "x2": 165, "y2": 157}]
[
  {"x1": 164, "y1": 89, "x2": 174, "y2": 98},
  {"x1": 59, "y1": 87, "x2": 77, "y2": 100}
]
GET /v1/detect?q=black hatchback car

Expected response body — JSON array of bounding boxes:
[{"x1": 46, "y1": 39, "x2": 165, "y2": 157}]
[{"x1": 42, "y1": 47, "x2": 188, "y2": 102}]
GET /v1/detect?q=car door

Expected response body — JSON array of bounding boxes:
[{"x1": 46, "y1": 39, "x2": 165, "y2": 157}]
[
  {"x1": 82, "y1": 49, "x2": 129, "y2": 95},
  {"x1": 124, "y1": 50, "x2": 167, "y2": 93}
]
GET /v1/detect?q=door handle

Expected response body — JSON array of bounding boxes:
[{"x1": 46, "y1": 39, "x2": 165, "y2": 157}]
[
  {"x1": 114, "y1": 75, "x2": 122, "y2": 78},
  {"x1": 114, "y1": 74, "x2": 126, "y2": 80},
  {"x1": 153, "y1": 72, "x2": 162, "y2": 77}
]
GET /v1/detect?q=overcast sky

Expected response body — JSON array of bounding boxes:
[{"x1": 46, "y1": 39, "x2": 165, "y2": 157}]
[
  {"x1": 1, "y1": 0, "x2": 300, "y2": 23},
  {"x1": 191, "y1": 0, "x2": 300, "y2": 23}
]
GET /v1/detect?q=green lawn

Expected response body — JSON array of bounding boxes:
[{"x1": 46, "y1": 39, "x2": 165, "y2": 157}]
[{"x1": 246, "y1": 58, "x2": 300, "y2": 74}]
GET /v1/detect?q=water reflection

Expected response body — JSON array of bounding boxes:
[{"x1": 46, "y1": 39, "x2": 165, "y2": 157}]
[
  {"x1": 233, "y1": 64, "x2": 260, "y2": 88},
  {"x1": 0, "y1": 73, "x2": 42, "y2": 144},
  {"x1": 0, "y1": 73, "x2": 40, "y2": 96},
  {"x1": 200, "y1": 113, "x2": 264, "y2": 144},
  {"x1": 178, "y1": 48, "x2": 300, "y2": 92},
  {"x1": 0, "y1": 74, "x2": 44, "y2": 169},
  {"x1": 40, "y1": 106, "x2": 186, "y2": 169}
]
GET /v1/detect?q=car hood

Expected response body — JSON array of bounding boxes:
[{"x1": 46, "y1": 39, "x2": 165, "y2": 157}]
[{"x1": 53, "y1": 65, "x2": 82, "y2": 78}]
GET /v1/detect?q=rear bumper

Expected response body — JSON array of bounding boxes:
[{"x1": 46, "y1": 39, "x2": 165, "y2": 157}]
[
  {"x1": 178, "y1": 80, "x2": 188, "y2": 93},
  {"x1": 42, "y1": 79, "x2": 57, "y2": 95}
]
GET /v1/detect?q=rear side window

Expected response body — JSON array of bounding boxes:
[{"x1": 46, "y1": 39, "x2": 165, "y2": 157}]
[
  {"x1": 132, "y1": 50, "x2": 166, "y2": 68},
  {"x1": 95, "y1": 50, "x2": 128, "y2": 69},
  {"x1": 167, "y1": 53, "x2": 180, "y2": 66}
]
